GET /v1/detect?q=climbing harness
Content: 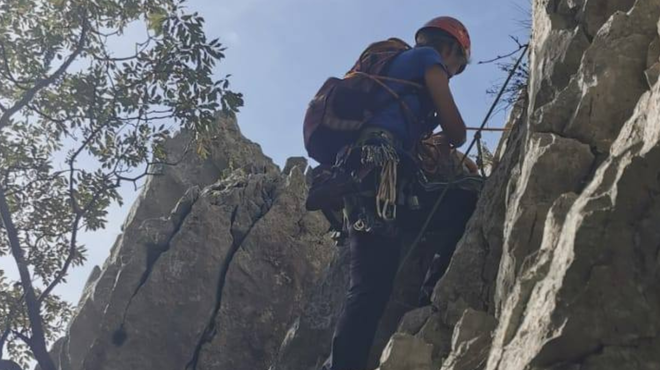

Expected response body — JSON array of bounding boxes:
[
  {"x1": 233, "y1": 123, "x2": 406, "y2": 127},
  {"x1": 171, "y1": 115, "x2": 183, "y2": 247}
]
[
  {"x1": 396, "y1": 44, "x2": 529, "y2": 275},
  {"x1": 339, "y1": 128, "x2": 405, "y2": 235}
]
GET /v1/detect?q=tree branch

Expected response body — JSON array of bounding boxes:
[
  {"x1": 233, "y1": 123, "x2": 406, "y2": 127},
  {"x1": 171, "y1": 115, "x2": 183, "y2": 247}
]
[
  {"x1": 38, "y1": 185, "x2": 109, "y2": 302},
  {"x1": 478, "y1": 40, "x2": 529, "y2": 65},
  {"x1": 0, "y1": 293, "x2": 26, "y2": 358},
  {"x1": 26, "y1": 104, "x2": 79, "y2": 136},
  {"x1": 0, "y1": 190, "x2": 55, "y2": 370},
  {"x1": 0, "y1": 43, "x2": 33, "y2": 89},
  {"x1": 36, "y1": 226, "x2": 80, "y2": 302},
  {"x1": 0, "y1": 328, "x2": 10, "y2": 359},
  {"x1": 10, "y1": 332, "x2": 30, "y2": 347},
  {"x1": 4, "y1": 170, "x2": 72, "y2": 198},
  {"x1": 0, "y1": 19, "x2": 89, "y2": 132},
  {"x1": 66, "y1": 78, "x2": 104, "y2": 216},
  {"x1": 89, "y1": 36, "x2": 154, "y2": 63},
  {"x1": 35, "y1": 64, "x2": 173, "y2": 300}
]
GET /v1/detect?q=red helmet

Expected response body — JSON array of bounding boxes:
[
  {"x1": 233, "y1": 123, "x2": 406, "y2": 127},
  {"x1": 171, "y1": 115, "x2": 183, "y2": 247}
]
[{"x1": 416, "y1": 16, "x2": 471, "y2": 60}]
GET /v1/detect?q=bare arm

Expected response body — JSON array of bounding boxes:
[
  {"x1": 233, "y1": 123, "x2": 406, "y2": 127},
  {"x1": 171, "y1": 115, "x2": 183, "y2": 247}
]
[
  {"x1": 424, "y1": 65, "x2": 467, "y2": 147},
  {"x1": 455, "y1": 149, "x2": 479, "y2": 174}
]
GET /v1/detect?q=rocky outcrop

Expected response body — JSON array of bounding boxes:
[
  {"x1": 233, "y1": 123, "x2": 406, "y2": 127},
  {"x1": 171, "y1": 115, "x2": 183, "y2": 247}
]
[
  {"x1": 268, "y1": 246, "x2": 350, "y2": 370},
  {"x1": 370, "y1": 0, "x2": 660, "y2": 369},
  {"x1": 47, "y1": 116, "x2": 335, "y2": 370},
  {"x1": 49, "y1": 1, "x2": 660, "y2": 369},
  {"x1": 269, "y1": 223, "x2": 459, "y2": 370},
  {"x1": 49, "y1": 113, "x2": 451, "y2": 370}
]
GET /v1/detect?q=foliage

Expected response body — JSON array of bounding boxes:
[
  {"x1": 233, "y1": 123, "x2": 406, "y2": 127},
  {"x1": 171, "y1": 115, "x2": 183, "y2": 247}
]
[
  {"x1": 482, "y1": 0, "x2": 532, "y2": 113},
  {"x1": 0, "y1": 0, "x2": 242, "y2": 368},
  {"x1": 485, "y1": 57, "x2": 529, "y2": 113},
  {"x1": 481, "y1": 36, "x2": 530, "y2": 114}
]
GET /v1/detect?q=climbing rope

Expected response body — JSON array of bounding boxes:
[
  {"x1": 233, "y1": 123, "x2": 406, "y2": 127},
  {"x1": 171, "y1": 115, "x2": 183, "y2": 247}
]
[
  {"x1": 467, "y1": 127, "x2": 510, "y2": 132},
  {"x1": 396, "y1": 44, "x2": 529, "y2": 276},
  {"x1": 376, "y1": 159, "x2": 398, "y2": 220},
  {"x1": 361, "y1": 143, "x2": 400, "y2": 220}
]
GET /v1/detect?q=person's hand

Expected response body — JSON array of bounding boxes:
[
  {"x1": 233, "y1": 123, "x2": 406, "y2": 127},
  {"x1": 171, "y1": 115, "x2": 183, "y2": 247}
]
[
  {"x1": 453, "y1": 149, "x2": 479, "y2": 174},
  {"x1": 425, "y1": 132, "x2": 452, "y2": 155}
]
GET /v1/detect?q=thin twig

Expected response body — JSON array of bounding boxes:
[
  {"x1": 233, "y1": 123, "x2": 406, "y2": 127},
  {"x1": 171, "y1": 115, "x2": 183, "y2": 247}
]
[
  {"x1": 0, "y1": 42, "x2": 33, "y2": 89},
  {"x1": 10, "y1": 331, "x2": 30, "y2": 347},
  {"x1": 0, "y1": 292, "x2": 26, "y2": 358},
  {"x1": 478, "y1": 42, "x2": 529, "y2": 65},
  {"x1": 0, "y1": 328, "x2": 10, "y2": 359},
  {"x1": 37, "y1": 187, "x2": 108, "y2": 302}
]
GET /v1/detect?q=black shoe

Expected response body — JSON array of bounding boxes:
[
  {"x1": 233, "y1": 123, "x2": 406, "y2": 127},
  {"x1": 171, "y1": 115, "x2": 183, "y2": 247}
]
[{"x1": 306, "y1": 166, "x2": 356, "y2": 211}]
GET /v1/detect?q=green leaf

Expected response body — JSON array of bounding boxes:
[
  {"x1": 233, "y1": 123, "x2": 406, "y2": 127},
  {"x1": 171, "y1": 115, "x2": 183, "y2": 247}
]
[{"x1": 147, "y1": 7, "x2": 168, "y2": 35}]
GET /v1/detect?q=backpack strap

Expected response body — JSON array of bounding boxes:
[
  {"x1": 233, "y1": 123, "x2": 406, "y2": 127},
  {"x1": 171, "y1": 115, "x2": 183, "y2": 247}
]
[
  {"x1": 345, "y1": 72, "x2": 425, "y2": 90},
  {"x1": 349, "y1": 72, "x2": 422, "y2": 133}
]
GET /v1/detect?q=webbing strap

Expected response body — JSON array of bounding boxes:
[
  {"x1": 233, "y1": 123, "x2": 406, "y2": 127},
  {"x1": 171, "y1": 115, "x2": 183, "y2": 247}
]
[
  {"x1": 345, "y1": 72, "x2": 424, "y2": 89},
  {"x1": 350, "y1": 71, "x2": 421, "y2": 135}
]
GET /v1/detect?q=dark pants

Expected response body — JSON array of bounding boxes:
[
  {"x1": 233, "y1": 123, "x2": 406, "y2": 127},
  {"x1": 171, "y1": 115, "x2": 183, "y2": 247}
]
[
  {"x1": 322, "y1": 188, "x2": 477, "y2": 370},
  {"x1": 417, "y1": 219, "x2": 469, "y2": 306},
  {"x1": 407, "y1": 188, "x2": 478, "y2": 305},
  {"x1": 322, "y1": 228, "x2": 402, "y2": 370}
]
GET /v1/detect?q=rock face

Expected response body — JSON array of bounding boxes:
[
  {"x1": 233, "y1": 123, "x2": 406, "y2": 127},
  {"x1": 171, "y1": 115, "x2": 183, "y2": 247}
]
[
  {"x1": 363, "y1": 0, "x2": 660, "y2": 369},
  {"x1": 47, "y1": 116, "x2": 335, "y2": 370},
  {"x1": 50, "y1": 1, "x2": 660, "y2": 369},
  {"x1": 269, "y1": 231, "x2": 451, "y2": 370}
]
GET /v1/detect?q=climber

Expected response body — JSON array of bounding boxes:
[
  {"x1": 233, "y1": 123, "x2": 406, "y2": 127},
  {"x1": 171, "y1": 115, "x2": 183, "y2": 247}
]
[{"x1": 311, "y1": 17, "x2": 478, "y2": 370}]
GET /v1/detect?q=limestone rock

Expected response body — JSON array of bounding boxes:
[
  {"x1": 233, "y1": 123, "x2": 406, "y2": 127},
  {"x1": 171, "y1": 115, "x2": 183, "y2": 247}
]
[
  {"x1": 46, "y1": 115, "x2": 335, "y2": 370},
  {"x1": 283, "y1": 156, "x2": 308, "y2": 175},
  {"x1": 493, "y1": 132, "x2": 594, "y2": 313},
  {"x1": 579, "y1": 0, "x2": 637, "y2": 38},
  {"x1": 449, "y1": 309, "x2": 497, "y2": 350},
  {"x1": 47, "y1": 1, "x2": 660, "y2": 370},
  {"x1": 396, "y1": 306, "x2": 435, "y2": 336},
  {"x1": 268, "y1": 246, "x2": 348, "y2": 370},
  {"x1": 415, "y1": 312, "x2": 453, "y2": 368},
  {"x1": 646, "y1": 62, "x2": 660, "y2": 88},
  {"x1": 270, "y1": 225, "x2": 454, "y2": 370},
  {"x1": 563, "y1": 0, "x2": 660, "y2": 153},
  {"x1": 431, "y1": 92, "x2": 530, "y2": 322},
  {"x1": 440, "y1": 309, "x2": 497, "y2": 370},
  {"x1": 646, "y1": 38, "x2": 660, "y2": 88},
  {"x1": 377, "y1": 334, "x2": 433, "y2": 370},
  {"x1": 367, "y1": 1, "x2": 660, "y2": 369},
  {"x1": 487, "y1": 71, "x2": 660, "y2": 370},
  {"x1": 195, "y1": 166, "x2": 334, "y2": 370}
]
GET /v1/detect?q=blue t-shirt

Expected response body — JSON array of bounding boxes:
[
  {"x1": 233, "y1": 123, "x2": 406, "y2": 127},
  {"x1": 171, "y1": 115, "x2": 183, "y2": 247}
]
[{"x1": 366, "y1": 46, "x2": 447, "y2": 149}]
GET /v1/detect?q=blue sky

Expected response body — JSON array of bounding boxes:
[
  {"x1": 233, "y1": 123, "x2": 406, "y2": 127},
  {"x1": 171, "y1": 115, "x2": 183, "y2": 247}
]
[
  {"x1": 203, "y1": 0, "x2": 531, "y2": 165},
  {"x1": 1, "y1": 0, "x2": 530, "y2": 305}
]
